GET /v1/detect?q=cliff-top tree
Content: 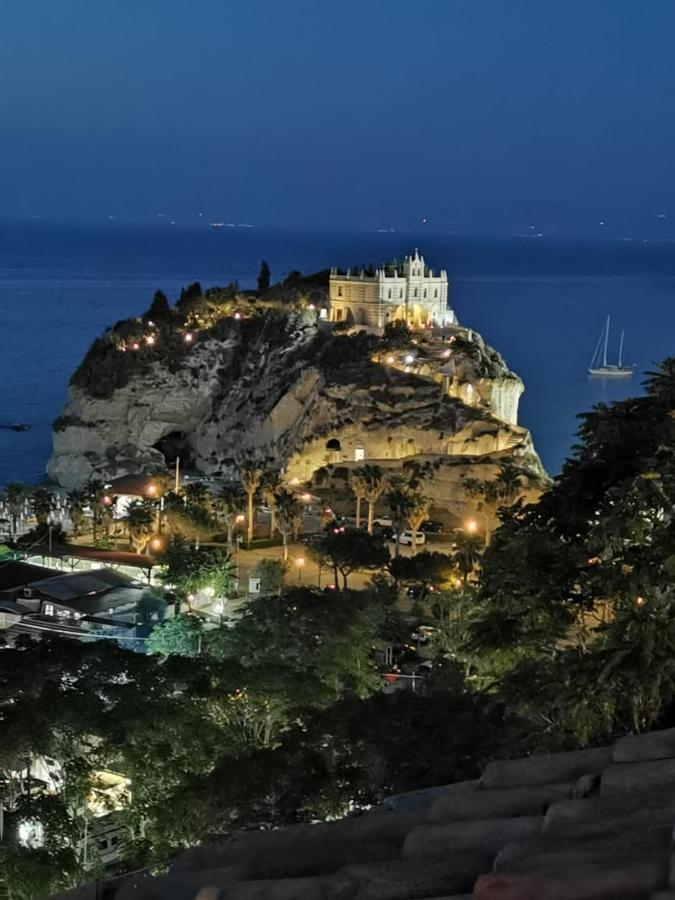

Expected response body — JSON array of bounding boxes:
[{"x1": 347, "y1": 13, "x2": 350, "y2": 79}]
[
  {"x1": 145, "y1": 289, "x2": 172, "y2": 322},
  {"x1": 257, "y1": 260, "x2": 271, "y2": 293}
]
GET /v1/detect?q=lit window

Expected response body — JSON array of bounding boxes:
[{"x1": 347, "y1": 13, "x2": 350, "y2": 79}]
[
  {"x1": 44, "y1": 603, "x2": 54, "y2": 616},
  {"x1": 355, "y1": 448, "x2": 365, "y2": 461}
]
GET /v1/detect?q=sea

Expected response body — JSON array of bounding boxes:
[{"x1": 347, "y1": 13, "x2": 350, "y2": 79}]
[{"x1": 1, "y1": 220, "x2": 674, "y2": 487}]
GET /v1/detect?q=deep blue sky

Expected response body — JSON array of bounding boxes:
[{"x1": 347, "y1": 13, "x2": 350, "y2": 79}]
[{"x1": 2, "y1": 0, "x2": 674, "y2": 233}]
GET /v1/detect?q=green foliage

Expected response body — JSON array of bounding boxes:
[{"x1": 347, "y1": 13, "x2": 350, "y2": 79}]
[
  {"x1": 251, "y1": 557, "x2": 286, "y2": 593},
  {"x1": 146, "y1": 614, "x2": 203, "y2": 657},
  {"x1": 379, "y1": 319, "x2": 412, "y2": 350},
  {"x1": 157, "y1": 534, "x2": 234, "y2": 599},
  {"x1": 309, "y1": 526, "x2": 390, "y2": 588}
]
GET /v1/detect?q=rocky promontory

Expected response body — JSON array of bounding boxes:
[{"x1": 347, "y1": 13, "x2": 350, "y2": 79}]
[{"x1": 48, "y1": 277, "x2": 546, "y2": 502}]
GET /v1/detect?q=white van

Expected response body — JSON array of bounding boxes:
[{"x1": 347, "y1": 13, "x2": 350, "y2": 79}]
[{"x1": 394, "y1": 530, "x2": 426, "y2": 547}]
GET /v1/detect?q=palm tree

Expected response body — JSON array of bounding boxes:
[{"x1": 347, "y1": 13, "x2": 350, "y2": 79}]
[
  {"x1": 274, "y1": 488, "x2": 304, "y2": 562},
  {"x1": 238, "y1": 455, "x2": 264, "y2": 547},
  {"x1": 360, "y1": 465, "x2": 386, "y2": 534},
  {"x1": 406, "y1": 493, "x2": 431, "y2": 554},
  {"x1": 348, "y1": 469, "x2": 369, "y2": 529},
  {"x1": 3, "y1": 482, "x2": 27, "y2": 538},
  {"x1": 66, "y1": 490, "x2": 88, "y2": 537},
  {"x1": 463, "y1": 476, "x2": 500, "y2": 547},
  {"x1": 384, "y1": 480, "x2": 415, "y2": 557},
  {"x1": 214, "y1": 484, "x2": 246, "y2": 554},
  {"x1": 495, "y1": 462, "x2": 525, "y2": 507},
  {"x1": 125, "y1": 500, "x2": 155, "y2": 553},
  {"x1": 644, "y1": 357, "x2": 675, "y2": 409},
  {"x1": 30, "y1": 487, "x2": 55, "y2": 526},
  {"x1": 453, "y1": 531, "x2": 483, "y2": 585},
  {"x1": 260, "y1": 468, "x2": 282, "y2": 538}
]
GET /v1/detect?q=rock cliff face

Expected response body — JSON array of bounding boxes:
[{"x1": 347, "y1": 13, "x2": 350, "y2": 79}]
[{"x1": 48, "y1": 306, "x2": 545, "y2": 491}]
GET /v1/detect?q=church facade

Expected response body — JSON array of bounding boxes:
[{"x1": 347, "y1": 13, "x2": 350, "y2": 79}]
[{"x1": 328, "y1": 250, "x2": 455, "y2": 331}]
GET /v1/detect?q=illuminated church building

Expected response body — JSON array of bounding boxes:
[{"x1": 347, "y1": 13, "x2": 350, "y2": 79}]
[{"x1": 328, "y1": 250, "x2": 456, "y2": 332}]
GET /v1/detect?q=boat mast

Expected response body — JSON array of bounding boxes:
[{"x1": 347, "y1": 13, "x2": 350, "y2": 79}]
[
  {"x1": 603, "y1": 315, "x2": 610, "y2": 368},
  {"x1": 618, "y1": 329, "x2": 625, "y2": 367}
]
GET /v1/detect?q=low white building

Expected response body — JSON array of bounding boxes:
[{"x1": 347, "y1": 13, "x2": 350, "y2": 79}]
[{"x1": 328, "y1": 249, "x2": 456, "y2": 332}]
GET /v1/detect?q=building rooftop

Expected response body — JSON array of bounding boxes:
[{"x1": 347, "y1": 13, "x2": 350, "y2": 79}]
[
  {"x1": 0, "y1": 560, "x2": 61, "y2": 591},
  {"x1": 29, "y1": 568, "x2": 135, "y2": 602},
  {"x1": 52, "y1": 726, "x2": 675, "y2": 899}
]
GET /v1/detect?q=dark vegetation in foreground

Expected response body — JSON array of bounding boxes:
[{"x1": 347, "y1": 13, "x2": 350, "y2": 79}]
[{"x1": 8, "y1": 359, "x2": 675, "y2": 895}]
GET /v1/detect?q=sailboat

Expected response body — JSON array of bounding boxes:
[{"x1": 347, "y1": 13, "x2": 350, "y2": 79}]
[{"x1": 589, "y1": 315, "x2": 634, "y2": 377}]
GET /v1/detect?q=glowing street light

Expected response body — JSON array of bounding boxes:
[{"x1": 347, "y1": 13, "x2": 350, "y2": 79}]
[
  {"x1": 184, "y1": 332, "x2": 193, "y2": 343},
  {"x1": 146, "y1": 483, "x2": 158, "y2": 497},
  {"x1": 386, "y1": 355, "x2": 395, "y2": 364},
  {"x1": 465, "y1": 519, "x2": 478, "y2": 534},
  {"x1": 404, "y1": 354, "x2": 415, "y2": 364},
  {"x1": 295, "y1": 556, "x2": 305, "y2": 583},
  {"x1": 635, "y1": 595, "x2": 647, "y2": 607},
  {"x1": 150, "y1": 537, "x2": 163, "y2": 552},
  {"x1": 233, "y1": 311, "x2": 242, "y2": 320},
  {"x1": 235, "y1": 514, "x2": 245, "y2": 525}
]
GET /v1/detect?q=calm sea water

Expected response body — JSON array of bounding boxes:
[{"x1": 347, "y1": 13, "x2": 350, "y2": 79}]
[{"x1": 1, "y1": 221, "x2": 674, "y2": 486}]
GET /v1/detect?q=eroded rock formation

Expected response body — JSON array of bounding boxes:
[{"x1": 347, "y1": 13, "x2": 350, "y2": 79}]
[{"x1": 48, "y1": 306, "x2": 546, "y2": 496}]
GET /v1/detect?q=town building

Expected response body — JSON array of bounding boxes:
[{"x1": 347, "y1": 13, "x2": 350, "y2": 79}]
[{"x1": 328, "y1": 249, "x2": 455, "y2": 332}]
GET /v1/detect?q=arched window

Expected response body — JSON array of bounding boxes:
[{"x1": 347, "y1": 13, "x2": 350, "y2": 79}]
[
  {"x1": 326, "y1": 438, "x2": 341, "y2": 451},
  {"x1": 338, "y1": 286, "x2": 343, "y2": 297}
]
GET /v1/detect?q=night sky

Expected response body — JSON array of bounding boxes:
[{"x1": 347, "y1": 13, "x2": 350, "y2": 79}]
[{"x1": 2, "y1": 0, "x2": 674, "y2": 232}]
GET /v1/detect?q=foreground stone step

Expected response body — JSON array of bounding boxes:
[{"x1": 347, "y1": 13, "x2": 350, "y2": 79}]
[
  {"x1": 495, "y1": 849, "x2": 669, "y2": 877},
  {"x1": 403, "y1": 816, "x2": 543, "y2": 860},
  {"x1": 172, "y1": 811, "x2": 418, "y2": 878},
  {"x1": 344, "y1": 856, "x2": 494, "y2": 898},
  {"x1": 543, "y1": 793, "x2": 675, "y2": 839},
  {"x1": 601, "y1": 760, "x2": 675, "y2": 797},
  {"x1": 117, "y1": 872, "x2": 358, "y2": 900},
  {"x1": 427, "y1": 784, "x2": 572, "y2": 823},
  {"x1": 481, "y1": 747, "x2": 612, "y2": 790},
  {"x1": 495, "y1": 828, "x2": 675, "y2": 871},
  {"x1": 613, "y1": 729, "x2": 675, "y2": 763},
  {"x1": 474, "y1": 857, "x2": 668, "y2": 899}
]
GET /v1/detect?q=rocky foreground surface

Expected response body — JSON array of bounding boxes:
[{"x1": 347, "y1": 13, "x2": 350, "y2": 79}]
[{"x1": 54, "y1": 726, "x2": 675, "y2": 899}]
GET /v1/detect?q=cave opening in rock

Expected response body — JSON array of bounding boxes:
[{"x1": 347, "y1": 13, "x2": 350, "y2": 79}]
[
  {"x1": 154, "y1": 431, "x2": 193, "y2": 468},
  {"x1": 326, "y1": 438, "x2": 341, "y2": 451}
]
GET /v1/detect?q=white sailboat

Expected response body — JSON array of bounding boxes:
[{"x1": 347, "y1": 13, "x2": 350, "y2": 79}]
[{"x1": 589, "y1": 315, "x2": 633, "y2": 377}]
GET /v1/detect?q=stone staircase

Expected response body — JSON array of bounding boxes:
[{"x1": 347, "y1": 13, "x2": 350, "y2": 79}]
[{"x1": 51, "y1": 728, "x2": 675, "y2": 899}]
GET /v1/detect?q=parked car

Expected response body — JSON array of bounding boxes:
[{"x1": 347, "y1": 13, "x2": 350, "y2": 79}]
[
  {"x1": 372, "y1": 516, "x2": 393, "y2": 528},
  {"x1": 392, "y1": 530, "x2": 426, "y2": 547},
  {"x1": 406, "y1": 581, "x2": 436, "y2": 600},
  {"x1": 420, "y1": 519, "x2": 444, "y2": 534}
]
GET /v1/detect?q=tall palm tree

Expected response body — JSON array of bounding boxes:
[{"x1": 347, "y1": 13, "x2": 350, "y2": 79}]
[
  {"x1": 3, "y1": 482, "x2": 27, "y2": 538},
  {"x1": 453, "y1": 531, "x2": 483, "y2": 585},
  {"x1": 238, "y1": 454, "x2": 264, "y2": 547},
  {"x1": 274, "y1": 488, "x2": 304, "y2": 562},
  {"x1": 348, "y1": 469, "x2": 369, "y2": 529},
  {"x1": 644, "y1": 357, "x2": 675, "y2": 409},
  {"x1": 360, "y1": 465, "x2": 386, "y2": 534},
  {"x1": 463, "y1": 476, "x2": 500, "y2": 547},
  {"x1": 384, "y1": 480, "x2": 415, "y2": 557},
  {"x1": 406, "y1": 493, "x2": 431, "y2": 554},
  {"x1": 260, "y1": 468, "x2": 282, "y2": 538},
  {"x1": 495, "y1": 462, "x2": 525, "y2": 507},
  {"x1": 66, "y1": 490, "x2": 88, "y2": 538},
  {"x1": 30, "y1": 487, "x2": 55, "y2": 527},
  {"x1": 125, "y1": 500, "x2": 155, "y2": 554},
  {"x1": 214, "y1": 484, "x2": 246, "y2": 554}
]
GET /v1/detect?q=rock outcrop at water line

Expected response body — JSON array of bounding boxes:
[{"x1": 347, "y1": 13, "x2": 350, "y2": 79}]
[{"x1": 48, "y1": 297, "x2": 546, "y2": 497}]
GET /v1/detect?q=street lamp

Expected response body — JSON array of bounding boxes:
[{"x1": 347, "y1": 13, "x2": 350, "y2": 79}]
[
  {"x1": 295, "y1": 556, "x2": 305, "y2": 583},
  {"x1": 465, "y1": 519, "x2": 478, "y2": 534}
]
